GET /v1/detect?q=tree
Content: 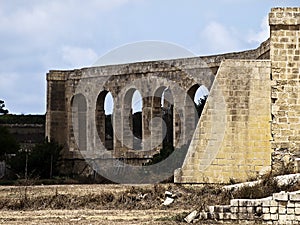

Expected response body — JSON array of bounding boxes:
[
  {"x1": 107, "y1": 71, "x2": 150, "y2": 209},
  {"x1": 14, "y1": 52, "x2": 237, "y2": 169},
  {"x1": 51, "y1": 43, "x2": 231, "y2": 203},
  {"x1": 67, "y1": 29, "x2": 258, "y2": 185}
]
[
  {"x1": 10, "y1": 140, "x2": 62, "y2": 179},
  {"x1": 195, "y1": 95, "x2": 208, "y2": 117},
  {"x1": 0, "y1": 126, "x2": 19, "y2": 160},
  {"x1": 0, "y1": 100, "x2": 9, "y2": 115}
]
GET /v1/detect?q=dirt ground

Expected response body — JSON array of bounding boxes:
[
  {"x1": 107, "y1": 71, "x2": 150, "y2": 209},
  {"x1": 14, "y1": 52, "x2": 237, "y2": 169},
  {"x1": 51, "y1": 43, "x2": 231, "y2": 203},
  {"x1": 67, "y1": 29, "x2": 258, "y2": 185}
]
[
  {"x1": 0, "y1": 183, "x2": 226, "y2": 224},
  {"x1": 0, "y1": 209, "x2": 188, "y2": 225}
]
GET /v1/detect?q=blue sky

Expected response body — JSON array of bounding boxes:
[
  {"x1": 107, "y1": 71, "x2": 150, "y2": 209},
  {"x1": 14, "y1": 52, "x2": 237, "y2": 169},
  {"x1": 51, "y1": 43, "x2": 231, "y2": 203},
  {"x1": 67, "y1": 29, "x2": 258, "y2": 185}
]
[{"x1": 0, "y1": 0, "x2": 299, "y2": 114}]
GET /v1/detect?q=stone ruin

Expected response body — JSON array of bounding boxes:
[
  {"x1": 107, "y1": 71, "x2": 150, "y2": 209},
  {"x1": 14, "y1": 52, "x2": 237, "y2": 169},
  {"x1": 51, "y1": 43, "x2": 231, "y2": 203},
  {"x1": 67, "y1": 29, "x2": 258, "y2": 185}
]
[{"x1": 46, "y1": 8, "x2": 300, "y2": 184}]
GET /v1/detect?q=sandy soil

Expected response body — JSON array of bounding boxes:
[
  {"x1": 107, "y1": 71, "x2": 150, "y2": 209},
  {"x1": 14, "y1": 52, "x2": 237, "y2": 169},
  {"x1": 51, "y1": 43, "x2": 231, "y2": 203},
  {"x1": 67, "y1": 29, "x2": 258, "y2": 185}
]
[{"x1": 0, "y1": 209, "x2": 187, "y2": 225}]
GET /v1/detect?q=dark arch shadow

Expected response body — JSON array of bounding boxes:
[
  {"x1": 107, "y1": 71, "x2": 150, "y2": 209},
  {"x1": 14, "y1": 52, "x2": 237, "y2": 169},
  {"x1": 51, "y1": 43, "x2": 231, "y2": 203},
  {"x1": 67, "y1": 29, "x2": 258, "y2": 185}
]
[{"x1": 96, "y1": 90, "x2": 114, "y2": 150}]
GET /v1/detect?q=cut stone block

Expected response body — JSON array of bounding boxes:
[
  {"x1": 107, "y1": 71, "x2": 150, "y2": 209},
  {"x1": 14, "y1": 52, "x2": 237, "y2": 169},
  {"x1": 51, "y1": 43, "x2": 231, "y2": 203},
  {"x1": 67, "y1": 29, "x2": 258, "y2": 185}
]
[
  {"x1": 273, "y1": 191, "x2": 289, "y2": 201},
  {"x1": 184, "y1": 210, "x2": 198, "y2": 223}
]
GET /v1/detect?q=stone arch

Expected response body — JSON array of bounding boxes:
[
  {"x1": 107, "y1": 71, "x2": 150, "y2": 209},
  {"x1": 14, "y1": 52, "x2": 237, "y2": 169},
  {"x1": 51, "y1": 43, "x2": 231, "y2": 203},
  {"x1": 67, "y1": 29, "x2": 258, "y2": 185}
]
[
  {"x1": 95, "y1": 90, "x2": 114, "y2": 150},
  {"x1": 71, "y1": 93, "x2": 87, "y2": 151},
  {"x1": 183, "y1": 84, "x2": 209, "y2": 145}
]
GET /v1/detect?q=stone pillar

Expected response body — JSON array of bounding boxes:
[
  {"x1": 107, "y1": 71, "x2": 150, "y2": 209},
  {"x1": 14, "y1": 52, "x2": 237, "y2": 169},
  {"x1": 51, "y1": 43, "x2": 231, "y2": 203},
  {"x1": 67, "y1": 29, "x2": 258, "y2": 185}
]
[
  {"x1": 142, "y1": 96, "x2": 152, "y2": 151},
  {"x1": 113, "y1": 106, "x2": 123, "y2": 157},
  {"x1": 269, "y1": 8, "x2": 300, "y2": 171},
  {"x1": 122, "y1": 100, "x2": 133, "y2": 151},
  {"x1": 46, "y1": 71, "x2": 67, "y2": 146},
  {"x1": 95, "y1": 108, "x2": 105, "y2": 148},
  {"x1": 151, "y1": 95, "x2": 163, "y2": 150}
]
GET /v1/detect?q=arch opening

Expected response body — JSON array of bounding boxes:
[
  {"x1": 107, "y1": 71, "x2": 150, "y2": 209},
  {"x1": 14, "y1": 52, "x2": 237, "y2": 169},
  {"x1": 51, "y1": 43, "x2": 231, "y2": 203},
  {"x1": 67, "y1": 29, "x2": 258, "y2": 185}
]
[
  {"x1": 194, "y1": 85, "x2": 209, "y2": 118},
  {"x1": 132, "y1": 90, "x2": 143, "y2": 150},
  {"x1": 188, "y1": 84, "x2": 209, "y2": 119},
  {"x1": 96, "y1": 91, "x2": 114, "y2": 150}
]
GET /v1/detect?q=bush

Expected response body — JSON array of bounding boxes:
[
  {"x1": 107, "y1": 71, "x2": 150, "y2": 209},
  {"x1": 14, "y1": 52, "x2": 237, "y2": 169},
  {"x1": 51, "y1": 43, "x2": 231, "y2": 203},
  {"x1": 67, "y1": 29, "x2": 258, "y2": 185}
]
[{"x1": 0, "y1": 126, "x2": 19, "y2": 160}]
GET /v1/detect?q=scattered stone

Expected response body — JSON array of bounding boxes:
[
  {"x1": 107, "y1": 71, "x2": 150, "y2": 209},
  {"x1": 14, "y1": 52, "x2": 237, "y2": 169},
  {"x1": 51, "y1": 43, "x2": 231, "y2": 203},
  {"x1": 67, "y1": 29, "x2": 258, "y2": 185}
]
[
  {"x1": 136, "y1": 193, "x2": 148, "y2": 200},
  {"x1": 162, "y1": 197, "x2": 174, "y2": 206},
  {"x1": 184, "y1": 210, "x2": 198, "y2": 223}
]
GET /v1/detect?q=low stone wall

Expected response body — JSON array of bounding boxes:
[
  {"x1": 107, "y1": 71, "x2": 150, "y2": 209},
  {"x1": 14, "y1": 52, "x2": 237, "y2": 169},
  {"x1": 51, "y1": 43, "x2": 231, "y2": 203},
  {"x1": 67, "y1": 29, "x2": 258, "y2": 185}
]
[{"x1": 193, "y1": 190, "x2": 300, "y2": 224}]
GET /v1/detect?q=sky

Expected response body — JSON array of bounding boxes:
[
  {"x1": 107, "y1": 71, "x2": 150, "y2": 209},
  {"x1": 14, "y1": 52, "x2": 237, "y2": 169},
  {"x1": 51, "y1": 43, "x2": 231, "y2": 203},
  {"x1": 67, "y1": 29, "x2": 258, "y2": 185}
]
[{"x1": 0, "y1": 0, "x2": 299, "y2": 114}]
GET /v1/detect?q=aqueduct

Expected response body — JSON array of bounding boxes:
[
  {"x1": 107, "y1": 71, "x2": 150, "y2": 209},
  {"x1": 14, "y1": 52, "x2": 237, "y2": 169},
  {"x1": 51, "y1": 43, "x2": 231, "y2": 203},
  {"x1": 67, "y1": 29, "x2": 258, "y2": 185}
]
[{"x1": 46, "y1": 8, "x2": 300, "y2": 183}]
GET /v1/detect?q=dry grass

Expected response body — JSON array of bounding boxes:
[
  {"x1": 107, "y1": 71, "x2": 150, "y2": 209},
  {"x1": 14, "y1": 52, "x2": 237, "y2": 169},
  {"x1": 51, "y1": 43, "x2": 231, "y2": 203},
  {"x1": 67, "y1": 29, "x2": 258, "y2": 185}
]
[
  {"x1": 0, "y1": 183, "x2": 231, "y2": 224},
  {"x1": 0, "y1": 178, "x2": 299, "y2": 224},
  {"x1": 0, "y1": 184, "x2": 228, "y2": 211}
]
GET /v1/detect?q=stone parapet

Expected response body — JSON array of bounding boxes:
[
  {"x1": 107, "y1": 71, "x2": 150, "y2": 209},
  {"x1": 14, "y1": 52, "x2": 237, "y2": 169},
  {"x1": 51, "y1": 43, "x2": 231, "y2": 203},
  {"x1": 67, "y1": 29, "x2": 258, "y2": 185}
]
[{"x1": 269, "y1": 7, "x2": 300, "y2": 26}]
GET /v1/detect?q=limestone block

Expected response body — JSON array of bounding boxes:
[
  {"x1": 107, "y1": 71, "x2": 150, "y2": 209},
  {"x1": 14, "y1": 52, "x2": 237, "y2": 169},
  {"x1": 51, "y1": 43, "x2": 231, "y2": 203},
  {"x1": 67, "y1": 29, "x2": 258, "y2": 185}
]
[
  {"x1": 295, "y1": 215, "x2": 300, "y2": 221},
  {"x1": 238, "y1": 213, "x2": 249, "y2": 220},
  {"x1": 230, "y1": 199, "x2": 239, "y2": 207},
  {"x1": 208, "y1": 206, "x2": 215, "y2": 214},
  {"x1": 287, "y1": 207, "x2": 295, "y2": 215},
  {"x1": 289, "y1": 192, "x2": 300, "y2": 201},
  {"x1": 247, "y1": 206, "x2": 255, "y2": 214},
  {"x1": 263, "y1": 213, "x2": 272, "y2": 221},
  {"x1": 231, "y1": 206, "x2": 239, "y2": 213},
  {"x1": 270, "y1": 213, "x2": 279, "y2": 221},
  {"x1": 273, "y1": 191, "x2": 289, "y2": 201},
  {"x1": 295, "y1": 207, "x2": 300, "y2": 215},
  {"x1": 184, "y1": 210, "x2": 198, "y2": 223},
  {"x1": 270, "y1": 206, "x2": 278, "y2": 214},
  {"x1": 222, "y1": 212, "x2": 232, "y2": 220},
  {"x1": 287, "y1": 202, "x2": 295, "y2": 208},
  {"x1": 231, "y1": 213, "x2": 238, "y2": 220},
  {"x1": 263, "y1": 206, "x2": 270, "y2": 214},
  {"x1": 286, "y1": 214, "x2": 295, "y2": 221},
  {"x1": 278, "y1": 214, "x2": 288, "y2": 223},
  {"x1": 278, "y1": 205, "x2": 287, "y2": 214},
  {"x1": 239, "y1": 207, "x2": 248, "y2": 213}
]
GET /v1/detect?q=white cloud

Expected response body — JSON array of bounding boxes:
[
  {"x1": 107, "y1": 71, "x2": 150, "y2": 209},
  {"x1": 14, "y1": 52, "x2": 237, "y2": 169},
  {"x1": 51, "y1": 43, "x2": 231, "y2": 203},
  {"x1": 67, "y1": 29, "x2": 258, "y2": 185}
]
[
  {"x1": 0, "y1": 1, "x2": 140, "y2": 113},
  {"x1": 199, "y1": 21, "x2": 242, "y2": 54},
  {"x1": 247, "y1": 15, "x2": 269, "y2": 44},
  {"x1": 62, "y1": 46, "x2": 98, "y2": 68}
]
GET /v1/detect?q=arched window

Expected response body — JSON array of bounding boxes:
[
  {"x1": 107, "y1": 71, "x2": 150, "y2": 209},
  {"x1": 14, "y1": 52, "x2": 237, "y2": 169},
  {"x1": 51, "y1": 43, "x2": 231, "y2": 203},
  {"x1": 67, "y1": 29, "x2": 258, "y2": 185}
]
[
  {"x1": 132, "y1": 90, "x2": 143, "y2": 150},
  {"x1": 187, "y1": 84, "x2": 209, "y2": 119},
  {"x1": 96, "y1": 91, "x2": 114, "y2": 150}
]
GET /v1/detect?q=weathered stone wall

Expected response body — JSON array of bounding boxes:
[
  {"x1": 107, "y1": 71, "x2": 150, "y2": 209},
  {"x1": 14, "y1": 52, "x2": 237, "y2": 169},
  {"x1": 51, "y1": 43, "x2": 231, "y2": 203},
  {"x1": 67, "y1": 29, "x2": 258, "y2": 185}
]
[
  {"x1": 46, "y1": 45, "x2": 268, "y2": 175},
  {"x1": 175, "y1": 60, "x2": 272, "y2": 183},
  {"x1": 46, "y1": 11, "x2": 272, "y2": 178},
  {"x1": 187, "y1": 190, "x2": 300, "y2": 224},
  {"x1": 270, "y1": 8, "x2": 300, "y2": 171}
]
